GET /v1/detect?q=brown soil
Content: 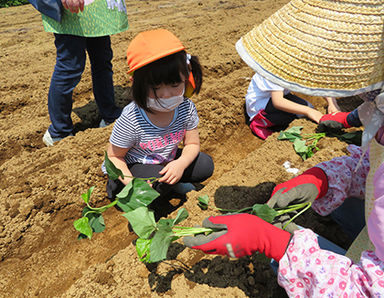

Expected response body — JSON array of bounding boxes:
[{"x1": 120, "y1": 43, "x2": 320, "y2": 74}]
[{"x1": 0, "y1": 1, "x2": 363, "y2": 297}]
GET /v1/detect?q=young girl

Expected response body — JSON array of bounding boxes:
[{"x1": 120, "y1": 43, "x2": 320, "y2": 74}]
[
  {"x1": 245, "y1": 72, "x2": 340, "y2": 140},
  {"x1": 106, "y1": 29, "x2": 214, "y2": 198}
]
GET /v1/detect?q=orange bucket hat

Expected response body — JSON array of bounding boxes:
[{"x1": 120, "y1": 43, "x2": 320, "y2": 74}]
[
  {"x1": 127, "y1": 29, "x2": 185, "y2": 73},
  {"x1": 127, "y1": 28, "x2": 196, "y2": 96}
]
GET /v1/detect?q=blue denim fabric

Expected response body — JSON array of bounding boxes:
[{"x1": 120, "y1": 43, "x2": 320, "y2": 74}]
[
  {"x1": 47, "y1": 34, "x2": 122, "y2": 138},
  {"x1": 346, "y1": 108, "x2": 362, "y2": 127}
]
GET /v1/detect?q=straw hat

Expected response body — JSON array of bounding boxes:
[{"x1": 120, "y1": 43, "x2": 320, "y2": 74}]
[{"x1": 236, "y1": 0, "x2": 384, "y2": 97}]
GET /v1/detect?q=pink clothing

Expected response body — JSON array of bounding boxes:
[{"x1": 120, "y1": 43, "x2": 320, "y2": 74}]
[
  {"x1": 312, "y1": 145, "x2": 370, "y2": 216},
  {"x1": 277, "y1": 126, "x2": 384, "y2": 296},
  {"x1": 278, "y1": 229, "x2": 384, "y2": 297}
]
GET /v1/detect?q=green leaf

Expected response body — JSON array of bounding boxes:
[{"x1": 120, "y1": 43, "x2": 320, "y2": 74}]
[
  {"x1": 117, "y1": 179, "x2": 159, "y2": 212},
  {"x1": 136, "y1": 238, "x2": 152, "y2": 263},
  {"x1": 197, "y1": 195, "x2": 209, "y2": 210},
  {"x1": 293, "y1": 138, "x2": 307, "y2": 153},
  {"x1": 149, "y1": 220, "x2": 174, "y2": 262},
  {"x1": 74, "y1": 217, "x2": 93, "y2": 239},
  {"x1": 285, "y1": 126, "x2": 303, "y2": 134},
  {"x1": 122, "y1": 207, "x2": 157, "y2": 238},
  {"x1": 88, "y1": 213, "x2": 105, "y2": 233},
  {"x1": 80, "y1": 207, "x2": 105, "y2": 233},
  {"x1": 173, "y1": 208, "x2": 188, "y2": 225},
  {"x1": 251, "y1": 204, "x2": 279, "y2": 222},
  {"x1": 278, "y1": 126, "x2": 303, "y2": 142},
  {"x1": 116, "y1": 182, "x2": 134, "y2": 212},
  {"x1": 81, "y1": 186, "x2": 95, "y2": 204},
  {"x1": 104, "y1": 151, "x2": 124, "y2": 180}
]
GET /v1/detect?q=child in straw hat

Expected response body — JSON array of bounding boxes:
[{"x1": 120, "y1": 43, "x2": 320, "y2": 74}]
[
  {"x1": 184, "y1": 0, "x2": 384, "y2": 296},
  {"x1": 245, "y1": 72, "x2": 340, "y2": 139},
  {"x1": 105, "y1": 29, "x2": 214, "y2": 198}
]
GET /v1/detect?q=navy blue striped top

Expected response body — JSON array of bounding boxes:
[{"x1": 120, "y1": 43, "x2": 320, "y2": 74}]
[{"x1": 110, "y1": 98, "x2": 199, "y2": 165}]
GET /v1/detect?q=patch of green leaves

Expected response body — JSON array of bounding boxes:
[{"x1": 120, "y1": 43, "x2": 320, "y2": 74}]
[
  {"x1": 73, "y1": 152, "x2": 159, "y2": 239},
  {"x1": 278, "y1": 126, "x2": 325, "y2": 160},
  {"x1": 197, "y1": 195, "x2": 210, "y2": 210}
]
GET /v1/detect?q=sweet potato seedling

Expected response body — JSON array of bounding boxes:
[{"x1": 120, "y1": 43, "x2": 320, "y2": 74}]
[
  {"x1": 278, "y1": 126, "x2": 325, "y2": 160},
  {"x1": 73, "y1": 152, "x2": 160, "y2": 239},
  {"x1": 196, "y1": 195, "x2": 312, "y2": 230},
  {"x1": 74, "y1": 152, "x2": 218, "y2": 263}
]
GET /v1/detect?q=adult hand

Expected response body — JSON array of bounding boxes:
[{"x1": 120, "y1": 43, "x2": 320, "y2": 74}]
[
  {"x1": 61, "y1": 0, "x2": 84, "y2": 13},
  {"x1": 318, "y1": 112, "x2": 351, "y2": 131},
  {"x1": 267, "y1": 167, "x2": 328, "y2": 209},
  {"x1": 158, "y1": 160, "x2": 185, "y2": 185},
  {"x1": 183, "y1": 213, "x2": 291, "y2": 261}
]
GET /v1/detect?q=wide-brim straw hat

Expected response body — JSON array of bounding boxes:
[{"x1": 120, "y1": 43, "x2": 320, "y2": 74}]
[{"x1": 236, "y1": 0, "x2": 384, "y2": 97}]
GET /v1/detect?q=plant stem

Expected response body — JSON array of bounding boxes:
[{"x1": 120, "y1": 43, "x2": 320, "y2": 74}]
[
  {"x1": 275, "y1": 202, "x2": 311, "y2": 216},
  {"x1": 171, "y1": 226, "x2": 216, "y2": 237},
  {"x1": 86, "y1": 199, "x2": 118, "y2": 213},
  {"x1": 282, "y1": 202, "x2": 312, "y2": 230}
]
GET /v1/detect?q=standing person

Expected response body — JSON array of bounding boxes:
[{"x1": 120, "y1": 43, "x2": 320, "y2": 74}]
[
  {"x1": 39, "y1": 0, "x2": 128, "y2": 146},
  {"x1": 105, "y1": 29, "x2": 214, "y2": 198},
  {"x1": 185, "y1": 0, "x2": 384, "y2": 296},
  {"x1": 245, "y1": 72, "x2": 340, "y2": 139}
]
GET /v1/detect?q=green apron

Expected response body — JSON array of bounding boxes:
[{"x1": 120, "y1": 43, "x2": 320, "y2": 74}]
[{"x1": 42, "y1": 0, "x2": 128, "y2": 37}]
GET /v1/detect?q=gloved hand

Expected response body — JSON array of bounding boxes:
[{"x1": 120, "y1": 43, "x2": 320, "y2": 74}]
[
  {"x1": 183, "y1": 213, "x2": 291, "y2": 261},
  {"x1": 267, "y1": 167, "x2": 328, "y2": 209},
  {"x1": 317, "y1": 112, "x2": 351, "y2": 131}
]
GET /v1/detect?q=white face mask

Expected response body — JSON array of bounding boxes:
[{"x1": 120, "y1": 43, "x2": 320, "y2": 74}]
[{"x1": 147, "y1": 89, "x2": 185, "y2": 112}]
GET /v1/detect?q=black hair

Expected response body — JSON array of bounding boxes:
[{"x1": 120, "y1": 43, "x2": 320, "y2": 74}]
[{"x1": 132, "y1": 50, "x2": 203, "y2": 112}]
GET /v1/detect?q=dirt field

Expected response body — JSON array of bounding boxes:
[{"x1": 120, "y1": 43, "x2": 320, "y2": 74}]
[{"x1": 0, "y1": 1, "x2": 363, "y2": 297}]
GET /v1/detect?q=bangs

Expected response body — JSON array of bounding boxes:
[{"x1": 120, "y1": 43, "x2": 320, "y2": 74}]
[{"x1": 146, "y1": 52, "x2": 188, "y2": 86}]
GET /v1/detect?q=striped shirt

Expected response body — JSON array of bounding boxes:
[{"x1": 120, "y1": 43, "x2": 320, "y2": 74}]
[{"x1": 110, "y1": 98, "x2": 199, "y2": 165}]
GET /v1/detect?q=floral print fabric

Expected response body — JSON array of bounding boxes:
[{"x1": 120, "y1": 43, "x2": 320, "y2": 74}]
[{"x1": 278, "y1": 229, "x2": 384, "y2": 297}]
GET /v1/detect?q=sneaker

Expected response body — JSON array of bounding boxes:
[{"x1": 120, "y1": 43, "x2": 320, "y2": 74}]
[
  {"x1": 42, "y1": 130, "x2": 72, "y2": 147},
  {"x1": 99, "y1": 119, "x2": 112, "y2": 128},
  {"x1": 171, "y1": 182, "x2": 196, "y2": 195}
]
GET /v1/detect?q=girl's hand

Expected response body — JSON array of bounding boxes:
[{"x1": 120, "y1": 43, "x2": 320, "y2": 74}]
[
  {"x1": 324, "y1": 97, "x2": 341, "y2": 114},
  {"x1": 306, "y1": 109, "x2": 323, "y2": 123},
  {"x1": 158, "y1": 160, "x2": 185, "y2": 185}
]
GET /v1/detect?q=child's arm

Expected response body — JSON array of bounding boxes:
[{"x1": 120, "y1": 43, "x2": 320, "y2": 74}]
[
  {"x1": 271, "y1": 91, "x2": 323, "y2": 123},
  {"x1": 158, "y1": 128, "x2": 200, "y2": 184},
  {"x1": 106, "y1": 143, "x2": 133, "y2": 185},
  {"x1": 324, "y1": 96, "x2": 341, "y2": 114}
]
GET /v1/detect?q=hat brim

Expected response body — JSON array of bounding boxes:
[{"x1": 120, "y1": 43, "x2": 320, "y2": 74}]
[
  {"x1": 128, "y1": 46, "x2": 185, "y2": 74},
  {"x1": 237, "y1": 0, "x2": 384, "y2": 98},
  {"x1": 236, "y1": 38, "x2": 384, "y2": 97}
]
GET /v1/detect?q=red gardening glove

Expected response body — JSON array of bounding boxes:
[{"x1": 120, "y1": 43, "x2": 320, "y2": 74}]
[
  {"x1": 268, "y1": 167, "x2": 328, "y2": 208},
  {"x1": 318, "y1": 112, "x2": 351, "y2": 131},
  {"x1": 183, "y1": 213, "x2": 292, "y2": 261}
]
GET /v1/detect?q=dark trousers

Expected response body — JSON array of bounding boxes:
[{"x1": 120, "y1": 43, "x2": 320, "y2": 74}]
[
  {"x1": 264, "y1": 93, "x2": 311, "y2": 127},
  {"x1": 106, "y1": 150, "x2": 214, "y2": 199},
  {"x1": 47, "y1": 34, "x2": 122, "y2": 138}
]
